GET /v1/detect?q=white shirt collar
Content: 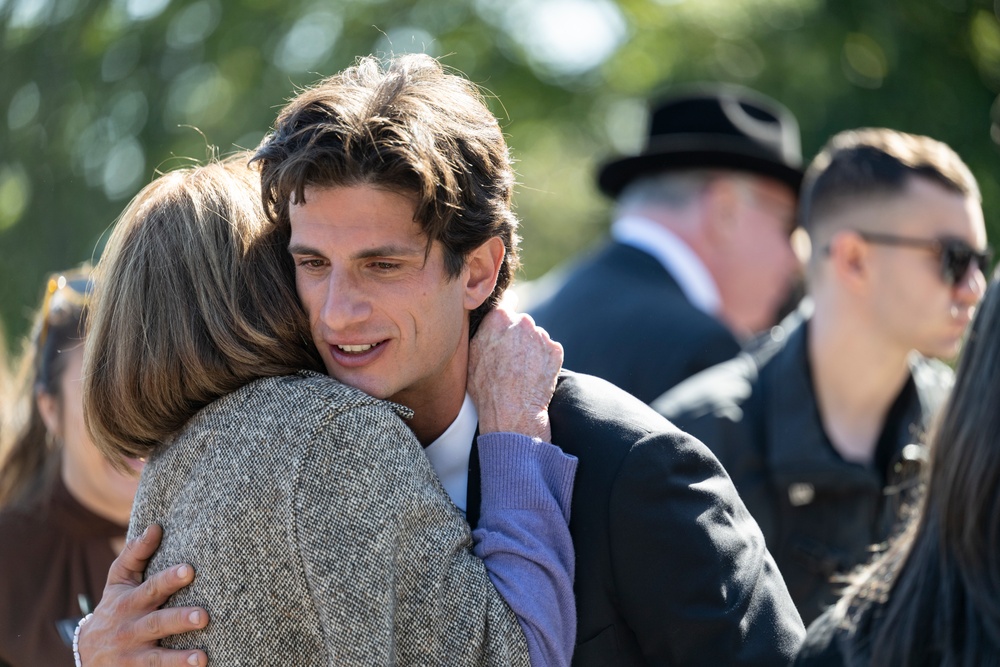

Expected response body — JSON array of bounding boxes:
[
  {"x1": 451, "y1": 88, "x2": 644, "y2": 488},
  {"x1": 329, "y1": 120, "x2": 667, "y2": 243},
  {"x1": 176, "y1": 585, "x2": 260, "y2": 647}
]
[
  {"x1": 611, "y1": 215, "x2": 721, "y2": 315},
  {"x1": 423, "y1": 393, "x2": 477, "y2": 515}
]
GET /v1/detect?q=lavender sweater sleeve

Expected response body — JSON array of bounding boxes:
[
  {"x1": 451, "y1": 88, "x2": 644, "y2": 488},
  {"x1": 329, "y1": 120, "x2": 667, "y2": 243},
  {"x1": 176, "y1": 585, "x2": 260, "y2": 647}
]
[{"x1": 472, "y1": 433, "x2": 578, "y2": 667}]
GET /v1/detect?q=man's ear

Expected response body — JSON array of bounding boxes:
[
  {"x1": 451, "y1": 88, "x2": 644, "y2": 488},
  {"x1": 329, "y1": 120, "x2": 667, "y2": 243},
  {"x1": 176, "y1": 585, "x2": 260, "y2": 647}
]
[
  {"x1": 826, "y1": 230, "x2": 871, "y2": 292},
  {"x1": 463, "y1": 237, "x2": 506, "y2": 311}
]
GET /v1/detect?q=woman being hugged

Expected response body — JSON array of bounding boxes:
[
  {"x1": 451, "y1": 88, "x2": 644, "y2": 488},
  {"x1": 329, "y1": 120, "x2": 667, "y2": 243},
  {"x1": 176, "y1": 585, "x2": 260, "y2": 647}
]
[
  {"x1": 81, "y1": 155, "x2": 576, "y2": 666},
  {"x1": 796, "y1": 267, "x2": 1000, "y2": 666}
]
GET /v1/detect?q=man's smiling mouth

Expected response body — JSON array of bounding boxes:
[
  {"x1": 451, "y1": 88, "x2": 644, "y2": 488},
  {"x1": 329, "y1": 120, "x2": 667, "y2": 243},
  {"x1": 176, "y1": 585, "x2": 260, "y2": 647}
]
[{"x1": 336, "y1": 342, "x2": 382, "y2": 353}]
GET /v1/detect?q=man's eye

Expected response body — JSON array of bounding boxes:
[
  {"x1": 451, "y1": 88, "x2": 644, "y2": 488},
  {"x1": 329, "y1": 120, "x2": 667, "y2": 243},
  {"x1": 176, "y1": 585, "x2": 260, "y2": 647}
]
[
  {"x1": 297, "y1": 259, "x2": 325, "y2": 268},
  {"x1": 371, "y1": 262, "x2": 399, "y2": 271}
]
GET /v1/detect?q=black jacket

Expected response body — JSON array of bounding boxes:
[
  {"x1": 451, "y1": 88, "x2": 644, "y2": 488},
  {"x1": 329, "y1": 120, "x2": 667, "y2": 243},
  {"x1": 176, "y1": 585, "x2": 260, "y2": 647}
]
[
  {"x1": 527, "y1": 242, "x2": 741, "y2": 403},
  {"x1": 654, "y1": 320, "x2": 953, "y2": 625},
  {"x1": 472, "y1": 371, "x2": 805, "y2": 666}
]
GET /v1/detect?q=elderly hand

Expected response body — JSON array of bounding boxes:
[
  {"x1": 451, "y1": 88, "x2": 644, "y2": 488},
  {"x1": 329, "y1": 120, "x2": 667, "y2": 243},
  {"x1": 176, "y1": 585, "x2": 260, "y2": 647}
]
[{"x1": 469, "y1": 305, "x2": 563, "y2": 442}]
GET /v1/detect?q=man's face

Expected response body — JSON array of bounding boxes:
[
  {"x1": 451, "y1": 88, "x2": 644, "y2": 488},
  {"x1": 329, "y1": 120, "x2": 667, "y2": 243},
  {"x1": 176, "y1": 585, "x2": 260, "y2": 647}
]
[
  {"x1": 716, "y1": 176, "x2": 800, "y2": 335},
  {"x1": 862, "y1": 177, "x2": 987, "y2": 360},
  {"x1": 288, "y1": 184, "x2": 473, "y2": 420}
]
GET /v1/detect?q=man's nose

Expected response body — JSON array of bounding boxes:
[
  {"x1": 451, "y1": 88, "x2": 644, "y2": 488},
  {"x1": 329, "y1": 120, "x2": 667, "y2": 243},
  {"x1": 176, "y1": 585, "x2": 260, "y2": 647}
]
[
  {"x1": 954, "y1": 263, "x2": 988, "y2": 307},
  {"x1": 320, "y1": 271, "x2": 373, "y2": 329}
]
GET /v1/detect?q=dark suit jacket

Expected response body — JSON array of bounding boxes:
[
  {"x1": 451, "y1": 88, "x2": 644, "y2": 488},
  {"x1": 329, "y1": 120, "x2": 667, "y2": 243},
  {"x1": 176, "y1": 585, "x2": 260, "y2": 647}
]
[
  {"x1": 470, "y1": 371, "x2": 805, "y2": 666},
  {"x1": 527, "y1": 241, "x2": 741, "y2": 403}
]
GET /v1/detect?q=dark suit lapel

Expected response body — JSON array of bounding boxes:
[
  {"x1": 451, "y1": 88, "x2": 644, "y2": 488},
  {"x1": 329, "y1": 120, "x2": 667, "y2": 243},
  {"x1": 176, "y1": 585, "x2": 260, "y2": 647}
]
[
  {"x1": 608, "y1": 241, "x2": 686, "y2": 294},
  {"x1": 465, "y1": 425, "x2": 482, "y2": 529}
]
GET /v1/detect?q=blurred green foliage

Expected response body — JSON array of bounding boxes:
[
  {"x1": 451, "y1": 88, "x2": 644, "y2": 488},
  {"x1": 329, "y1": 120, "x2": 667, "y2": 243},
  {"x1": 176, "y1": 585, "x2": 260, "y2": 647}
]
[{"x1": 2, "y1": 0, "x2": 999, "y2": 350}]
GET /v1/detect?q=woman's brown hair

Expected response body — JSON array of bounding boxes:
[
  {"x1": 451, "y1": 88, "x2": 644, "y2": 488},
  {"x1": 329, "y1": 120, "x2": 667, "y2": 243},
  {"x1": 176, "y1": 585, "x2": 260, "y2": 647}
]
[{"x1": 84, "y1": 155, "x2": 323, "y2": 464}]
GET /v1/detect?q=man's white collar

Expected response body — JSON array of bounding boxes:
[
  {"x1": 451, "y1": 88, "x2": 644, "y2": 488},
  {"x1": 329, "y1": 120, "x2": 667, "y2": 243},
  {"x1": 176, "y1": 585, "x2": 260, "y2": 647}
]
[{"x1": 422, "y1": 393, "x2": 477, "y2": 515}]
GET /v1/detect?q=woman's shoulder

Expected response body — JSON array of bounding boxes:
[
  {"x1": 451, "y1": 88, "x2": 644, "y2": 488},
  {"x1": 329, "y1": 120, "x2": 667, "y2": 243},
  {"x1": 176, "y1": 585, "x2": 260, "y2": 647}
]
[
  {"x1": 158, "y1": 372, "x2": 418, "y2": 471},
  {"x1": 146, "y1": 371, "x2": 420, "y2": 489},
  {"x1": 229, "y1": 371, "x2": 412, "y2": 422},
  {"x1": 0, "y1": 505, "x2": 37, "y2": 543},
  {"x1": 0, "y1": 502, "x2": 56, "y2": 574},
  {"x1": 177, "y1": 372, "x2": 412, "y2": 441}
]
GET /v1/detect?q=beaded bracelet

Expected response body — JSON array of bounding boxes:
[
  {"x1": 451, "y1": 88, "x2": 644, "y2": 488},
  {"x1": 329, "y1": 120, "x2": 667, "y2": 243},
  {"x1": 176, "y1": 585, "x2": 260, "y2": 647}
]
[{"x1": 72, "y1": 613, "x2": 94, "y2": 667}]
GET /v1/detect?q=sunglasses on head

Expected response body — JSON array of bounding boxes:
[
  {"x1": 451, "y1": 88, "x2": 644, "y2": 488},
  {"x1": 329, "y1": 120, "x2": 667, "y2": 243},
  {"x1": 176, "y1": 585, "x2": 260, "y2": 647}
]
[
  {"x1": 854, "y1": 230, "x2": 993, "y2": 286},
  {"x1": 37, "y1": 273, "x2": 93, "y2": 352}
]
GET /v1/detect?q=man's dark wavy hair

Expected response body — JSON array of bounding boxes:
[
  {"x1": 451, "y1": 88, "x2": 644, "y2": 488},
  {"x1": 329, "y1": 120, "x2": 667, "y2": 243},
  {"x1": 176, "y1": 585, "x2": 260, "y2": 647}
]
[{"x1": 252, "y1": 54, "x2": 521, "y2": 336}]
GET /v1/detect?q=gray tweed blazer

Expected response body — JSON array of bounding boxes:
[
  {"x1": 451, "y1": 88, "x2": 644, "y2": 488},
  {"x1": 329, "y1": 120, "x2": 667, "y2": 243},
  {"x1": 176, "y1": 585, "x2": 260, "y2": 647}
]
[{"x1": 128, "y1": 371, "x2": 529, "y2": 666}]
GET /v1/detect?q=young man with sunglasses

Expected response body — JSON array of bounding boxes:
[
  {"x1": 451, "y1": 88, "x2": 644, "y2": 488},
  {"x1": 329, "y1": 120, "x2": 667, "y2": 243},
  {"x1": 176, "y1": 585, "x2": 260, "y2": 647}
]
[{"x1": 654, "y1": 127, "x2": 990, "y2": 625}]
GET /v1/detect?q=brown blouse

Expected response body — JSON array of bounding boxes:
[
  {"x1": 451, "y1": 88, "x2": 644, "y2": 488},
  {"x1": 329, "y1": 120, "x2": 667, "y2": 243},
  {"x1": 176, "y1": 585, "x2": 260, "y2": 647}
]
[{"x1": 0, "y1": 477, "x2": 124, "y2": 667}]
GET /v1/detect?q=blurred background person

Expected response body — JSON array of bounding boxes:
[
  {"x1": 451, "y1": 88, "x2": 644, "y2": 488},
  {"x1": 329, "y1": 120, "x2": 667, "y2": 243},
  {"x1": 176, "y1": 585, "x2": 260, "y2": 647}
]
[
  {"x1": 795, "y1": 266, "x2": 1000, "y2": 666},
  {"x1": 0, "y1": 268, "x2": 142, "y2": 667},
  {"x1": 656, "y1": 128, "x2": 988, "y2": 624},
  {"x1": 526, "y1": 84, "x2": 804, "y2": 402}
]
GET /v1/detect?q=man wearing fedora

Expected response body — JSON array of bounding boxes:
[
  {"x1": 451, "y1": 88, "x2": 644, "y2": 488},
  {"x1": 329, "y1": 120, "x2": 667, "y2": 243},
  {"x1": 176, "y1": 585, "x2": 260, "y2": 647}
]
[
  {"x1": 528, "y1": 84, "x2": 803, "y2": 403},
  {"x1": 655, "y1": 128, "x2": 988, "y2": 624}
]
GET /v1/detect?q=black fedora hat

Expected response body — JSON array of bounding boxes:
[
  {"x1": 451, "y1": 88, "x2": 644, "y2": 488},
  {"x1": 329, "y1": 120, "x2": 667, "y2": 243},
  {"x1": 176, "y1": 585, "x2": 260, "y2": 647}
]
[{"x1": 597, "y1": 83, "x2": 803, "y2": 198}]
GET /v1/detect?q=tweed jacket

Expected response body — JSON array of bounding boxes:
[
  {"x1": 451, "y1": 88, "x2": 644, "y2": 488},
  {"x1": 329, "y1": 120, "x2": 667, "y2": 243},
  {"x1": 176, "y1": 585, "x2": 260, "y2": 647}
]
[
  {"x1": 656, "y1": 319, "x2": 953, "y2": 625},
  {"x1": 527, "y1": 241, "x2": 741, "y2": 404},
  {"x1": 129, "y1": 372, "x2": 530, "y2": 667}
]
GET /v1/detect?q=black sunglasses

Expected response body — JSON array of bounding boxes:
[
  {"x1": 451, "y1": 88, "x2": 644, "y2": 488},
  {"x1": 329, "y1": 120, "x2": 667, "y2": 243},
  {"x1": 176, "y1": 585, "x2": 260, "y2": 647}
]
[{"x1": 854, "y1": 231, "x2": 993, "y2": 286}]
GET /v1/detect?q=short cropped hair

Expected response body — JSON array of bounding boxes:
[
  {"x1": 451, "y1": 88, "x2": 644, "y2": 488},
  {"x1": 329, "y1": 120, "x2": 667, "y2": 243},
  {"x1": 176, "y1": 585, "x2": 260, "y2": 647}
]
[
  {"x1": 799, "y1": 128, "x2": 980, "y2": 237},
  {"x1": 252, "y1": 54, "x2": 520, "y2": 335},
  {"x1": 85, "y1": 156, "x2": 324, "y2": 464}
]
